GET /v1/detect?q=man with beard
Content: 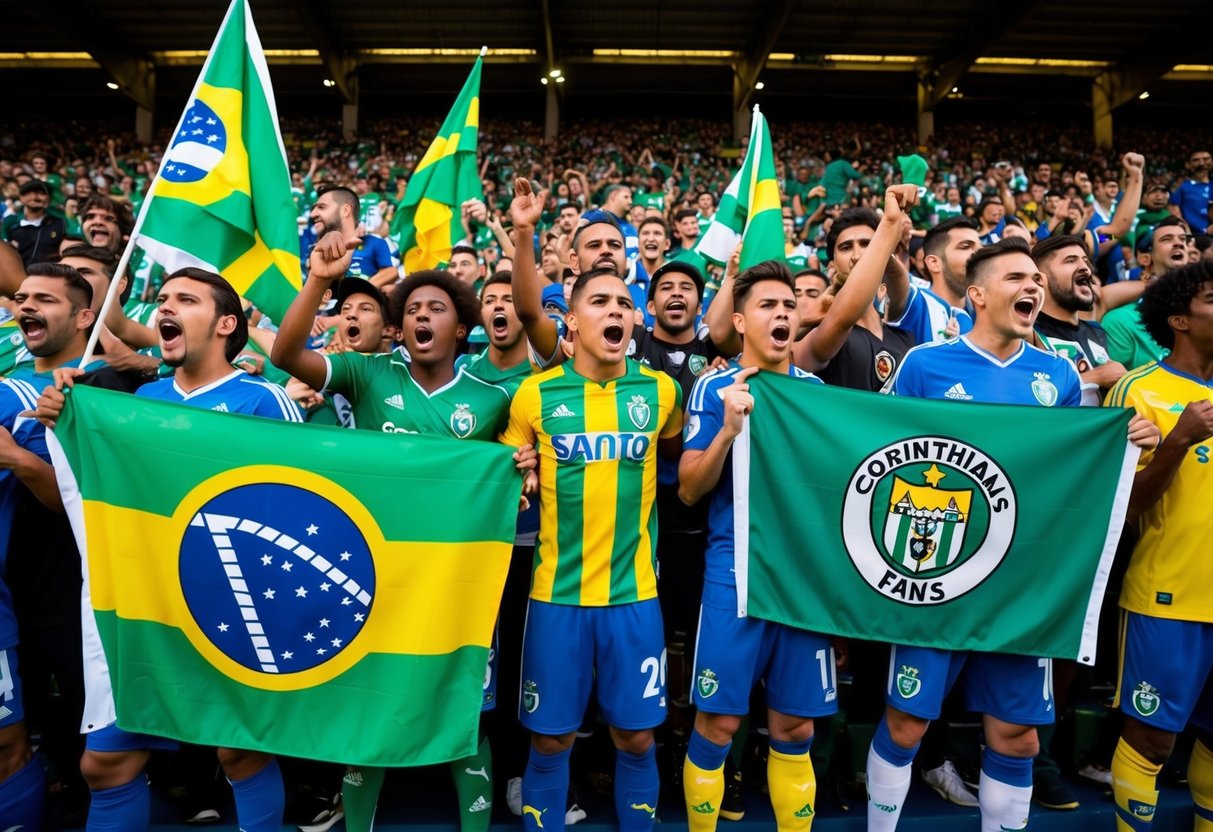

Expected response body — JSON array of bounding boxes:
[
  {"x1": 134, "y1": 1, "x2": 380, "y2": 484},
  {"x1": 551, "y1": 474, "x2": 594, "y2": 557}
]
[
  {"x1": 1033, "y1": 235, "x2": 1128, "y2": 403},
  {"x1": 1169, "y1": 150, "x2": 1213, "y2": 233},
  {"x1": 1104, "y1": 217, "x2": 1193, "y2": 370},
  {"x1": 890, "y1": 217, "x2": 979, "y2": 344},
  {"x1": 306, "y1": 188, "x2": 395, "y2": 288}
]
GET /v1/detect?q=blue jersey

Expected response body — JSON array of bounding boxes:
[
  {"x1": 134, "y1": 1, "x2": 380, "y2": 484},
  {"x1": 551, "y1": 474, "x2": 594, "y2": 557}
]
[
  {"x1": 1170, "y1": 179, "x2": 1211, "y2": 233},
  {"x1": 888, "y1": 284, "x2": 974, "y2": 345},
  {"x1": 979, "y1": 218, "x2": 1006, "y2": 245},
  {"x1": 136, "y1": 369, "x2": 303, "y2": 421},
  {"x1": 302, "y1": 232, "x2": 394, "y2": 282},
  {"x1": 0, "y1": 378, "x2": 48, "y2": 647},
  {"x1": 887, "y1": 336, "x2": 1082, "y2": 406},
  {"x1": 685, "y1": 363, "x2": 821, "y2": 591}
]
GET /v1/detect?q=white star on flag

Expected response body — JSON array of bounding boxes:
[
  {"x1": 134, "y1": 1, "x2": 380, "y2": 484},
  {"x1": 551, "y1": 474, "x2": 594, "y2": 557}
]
[
  {"x1": 261, "y1": 554, "x2": 272, "y2": 565},
  {"x1": 303, "y1": 632, "x2": 315, "y2": 642},
  {"x1": 339, "y1": 552, "x2": 351, "y2": 561},
  {"x1": 306, "y1": 524, "x2": 319, "y2": 536},
  {"x1": 206, "y1": 117, "x2": 217, "y2": 125},
  {"x1": 263, "y1": 589, "x2": 275, "y2": 600},
  {"x1": 281, "y1": 651, "x2": 293, "y2": 660},
  {"x1": 331, "y1": 638, "x2": 342, "y2": 647},
  {"x1": 281, "y1": 561, "x2": 293, "y2": 572},
  {"x1": 320, "y1": 582, "x2": 331, "y2": 592},
  {"x1": 354, "y1": 612, "x2": 365, "y2": 622},
  {"x1": 295, "y1": 586, "x2": 307, "y2": 598},
  {"x1": 218, "y1": 622, "x2": 229, "y2": 632},
  {"x1": 341, "y1": 597, "x2": 352, "y2": 606},
  {"x1": 206, "y1": 134, "x2": 220, "y2": 144},
  {"x1": 319, "y1": 618, "x2": 330, "y2": 628},
  {"x1": 192, "y1": 128, "x2": 204, "y2": 135},
  {"x1": 317, "y1": 648, "x2": 327, "y2": 656}
]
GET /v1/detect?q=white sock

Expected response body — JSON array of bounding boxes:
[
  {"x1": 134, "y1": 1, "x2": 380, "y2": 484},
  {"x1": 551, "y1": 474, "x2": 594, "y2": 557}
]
[
  {"x1": 866, "y1": 745, "x2": 913, "y2": 831},
  {"x1": 978, "y1": 768, "x2": 1032, "y2": 832}
]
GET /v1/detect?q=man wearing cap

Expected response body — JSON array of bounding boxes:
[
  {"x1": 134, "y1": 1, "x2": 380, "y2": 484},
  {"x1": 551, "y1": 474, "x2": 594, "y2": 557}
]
[{"x1": 2, "y1": 181, "x2": 66, "y2": 267}]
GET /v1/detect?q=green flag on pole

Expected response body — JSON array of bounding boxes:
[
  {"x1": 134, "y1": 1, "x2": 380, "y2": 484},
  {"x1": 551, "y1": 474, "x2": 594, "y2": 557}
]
[
  {"x1": 134, "y1": 0, "x2": 300, "y2": 323},
  {"x1": 732, "y1": 373, "x2": 1138, "y2": 664},
  {"x1": 391, "y1": 51, "x2": 484, "y2": 273},
  {"x1": 49, "y1": 386, "x2": 519, "y2": 766}
]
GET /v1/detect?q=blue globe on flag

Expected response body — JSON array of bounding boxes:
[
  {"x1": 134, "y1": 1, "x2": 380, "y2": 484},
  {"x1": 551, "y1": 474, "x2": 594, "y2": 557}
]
[
  {"x1": 163, "y1": 98, "x2": 228, "y2": 183},
  {"x1": 179, "y1": 483, "x2": 376, "y2": 676}
]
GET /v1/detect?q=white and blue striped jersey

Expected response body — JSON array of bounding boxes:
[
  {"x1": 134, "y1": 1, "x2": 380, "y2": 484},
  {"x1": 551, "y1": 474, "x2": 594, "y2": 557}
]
[
  {"x1": 136, "y1": 369, "x2": 303, "y2": 421},
  {"x1": 888, "y1": 284, "x2": 974, "y2": 345},
  {"x1": 885, "y1": 335, "x2": 1082, "y2": 407},
  {"x1": 0, "y1": 377, "x2": 48, "y2": 647}
]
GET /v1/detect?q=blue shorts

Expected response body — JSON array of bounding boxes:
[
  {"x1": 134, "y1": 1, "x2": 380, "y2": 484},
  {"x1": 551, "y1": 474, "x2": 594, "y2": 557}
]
[
  {"x1": 886, "y1": 644, "x2": 1055, "y2": 726},
  {"x1": 85, "y1": 723, "x2": 180, "y2": 753},
  {"x1": 520, "y1": 598, "x2": 666, "y2": 735},
  {"x1": 0, "y1": 647, "x2": 24, "y2": 728},
  {"x1": 482, "y1": 626, "x2": 499, "y2": 712},
  {"x1": 1116, "y1": 611, "x2": 1213, "y2": 733},
  {"x1": 691, "y1": 584, "x2": 838, "y2": 718}
]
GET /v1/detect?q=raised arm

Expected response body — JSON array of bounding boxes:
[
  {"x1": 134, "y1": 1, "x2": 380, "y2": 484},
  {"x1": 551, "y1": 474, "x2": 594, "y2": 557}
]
[{"x1": 508, "y1": 178, "x2": 560, "y2": 360}]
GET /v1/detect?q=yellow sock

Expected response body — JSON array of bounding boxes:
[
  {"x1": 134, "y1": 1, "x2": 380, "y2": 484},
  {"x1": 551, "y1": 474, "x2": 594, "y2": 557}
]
[
  {"x1": 1189, "y1": 740, "x2": 1213, "y2": 830},
  {"x1": 1112, "y1": 737, "x2": 1161, "y2": 831},
  {"x1": 684, "y1": 754, "x2": 725, "y2": 832},
  {"x1": 767, "y1": 747, "x2": 817, "y2": 832}
]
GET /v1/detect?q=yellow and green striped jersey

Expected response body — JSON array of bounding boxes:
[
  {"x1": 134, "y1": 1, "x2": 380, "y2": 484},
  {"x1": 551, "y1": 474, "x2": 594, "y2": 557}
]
[
  {"x1": 1106, "y1": 361, "x2": 1213, "y2": 622},
  {"x1": 501, "y1": 361, "x2": 683, "y2": 606}
]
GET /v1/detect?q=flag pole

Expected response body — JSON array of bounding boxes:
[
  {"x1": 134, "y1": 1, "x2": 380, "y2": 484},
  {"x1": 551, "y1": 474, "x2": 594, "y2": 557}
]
[{"x1": 81, "y1": 0, "x2": 241, "y2": 367}]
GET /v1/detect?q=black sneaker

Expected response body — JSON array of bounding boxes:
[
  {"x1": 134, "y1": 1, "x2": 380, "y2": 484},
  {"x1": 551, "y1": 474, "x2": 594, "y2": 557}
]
[
  {"x1": 720, "y1": 759, "x2": 745, "y2": 821},
  {"x1": 1033, "y1": 770, "x2": 1079, "y2": 810}
]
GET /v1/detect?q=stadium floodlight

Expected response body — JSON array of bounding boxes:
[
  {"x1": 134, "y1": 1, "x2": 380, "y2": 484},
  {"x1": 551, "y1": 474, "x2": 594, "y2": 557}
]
[
  {"x1": 323, "y1": 79, "x2": 336, "y2": 88},
  {"x1": 549, "y1": 69, "x2": 562, "y2": 78},
  {"x1": 541, "y1": 77, "x2": 549, "y2": 85},
  {"x1": 106, "y1": 81, "x2": 119, "y2": 90},
  {"x1": 1139, "y1": 91, "x2": 1150, "y2": 100},
  {"x1": 755, "y1": 81, "x2": 765, "y2": 90},
  {"x1": 555, "y1": 75, "x2": 565, "y2": 83}
]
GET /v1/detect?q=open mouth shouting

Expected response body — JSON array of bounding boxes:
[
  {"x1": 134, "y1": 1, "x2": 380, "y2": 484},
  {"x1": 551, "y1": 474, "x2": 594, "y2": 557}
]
[
  {"x1": 1012, "y1": 295, "x2": 1039, "y2": 326},
  {"x1": 603, "y1": 323, "x2": 626, "y2": 350},
  {"x1": 663, "y1": 298, "x2": 688, "y2": 321},
  {"x1": 490, "y1": 312, "x2": 509, "y2": 340},
  {"x1": 412, "y1": 324, "x2": 435, "y2": 350},
  {"x1": 770, "y1": 322, "x2": 791, "y2": 349},
  {"x1": 18, "y1": 314, "x2": 47, "y2": 347},
  {"x1": 158, "y1": 317, "x2": 184, "y2": 351}
]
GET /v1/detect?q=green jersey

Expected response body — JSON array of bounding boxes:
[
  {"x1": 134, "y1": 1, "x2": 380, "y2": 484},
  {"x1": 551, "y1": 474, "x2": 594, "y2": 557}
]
[
  {"x1": 458, "y1": 353, "x2": 530, "y2": 397},
  {"x1": 0, "y1": 321, "x2": 26, "y2": 376},
  {"x1": 935, "y1": 202, "x2": 965, "y2": 222},
  {"x1": 323, "y1": 351, "x2": 510, "y2": 439},
  {"x1": 359, "y1": 193, "x2": 384, "y2": 232},
  {"x1": 636, "y1": 192, "x2": 664, "y2": 212},
  {"x1": 1127, "y1": 208, "x2": 1172, "y2": 251}
]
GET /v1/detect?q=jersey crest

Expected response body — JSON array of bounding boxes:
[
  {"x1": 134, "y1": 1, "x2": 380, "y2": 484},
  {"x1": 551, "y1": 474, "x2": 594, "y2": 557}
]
[
  {"x1": 450, "y1": 402, "x2": 476, "y2": 438},
  {"x1": 1131, "y1": 681, "x2": 1160, "y2": 717},
  {"x1": 688, "y1": 354, "x2": 708, "y2": 376},
  {"x1": 627, "y1": 394, "x2": 651, "y2": 430},
  {"x1": 1031, "y1": 372, "x2": 1059, "y2": 407},
  {"x1": 896, "y1": 665, "x2": 921, "y2": 698}
]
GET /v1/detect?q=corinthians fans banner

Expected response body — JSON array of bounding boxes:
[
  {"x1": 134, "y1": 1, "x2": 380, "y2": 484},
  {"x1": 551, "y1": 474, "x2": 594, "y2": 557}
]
[{"x1": 732, "y1": 372, "x2": 1139, "y2": 665}]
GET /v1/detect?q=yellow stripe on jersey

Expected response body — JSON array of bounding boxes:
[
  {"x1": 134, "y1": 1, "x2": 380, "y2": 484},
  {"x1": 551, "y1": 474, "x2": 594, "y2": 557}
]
[
  {"x1": 1106, "y1": 361, "x2": 1213, "y2": 622},
  {"x1": 581, "y1": 381, "x2": 620, "y2": 605}
]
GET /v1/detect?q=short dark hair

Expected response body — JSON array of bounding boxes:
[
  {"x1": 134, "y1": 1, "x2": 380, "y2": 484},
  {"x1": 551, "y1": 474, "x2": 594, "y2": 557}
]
[
  {"x1": 672, "y1": 208, "x2": 698, "y2": 224},
  {"x1": 558, "y1": 203, "x2": 581, "y2": 216},
  {"x1": 638, "y1": 216, "x2": 669, "y2": 236},
  {"x1": 57, "y1": 244, "x2": 117, "y2": 278},
  {"x1": 794, "y1": 267, "x2": 828, "y2": 283},
  {"x1": 826, "y1": 207, "x2": 879, "y2": 260},
  {"x1": 922, "y1": 216, "x2": 978, "y2": 261},
  {"x1": 79, "y1": 194, "x2": 135, "y2": 238},
  {"x1": 1138, "y1": 260, "x2": 1213, "y2": 350},
  {"x1": 964, "y1": 237, "x2": 1032, "y2": 285},
  {"x1": 569, "y1": 266, "x2": 624, "y2": 308},
  {"x1": 25, "y1": 262, "x2": 93, "y2": 312},
  {"x1": 388, "y1": 269, "x2": 481, "y2": 351},
  {"x1": 449, "y1": 244, "x2": 478, "y2": 261},
  {"x1": 1031, "y1": 234, "x2": 1089, "y2": 266},
  {"x1": 161, "y1": 267, "x2": 248, "y2": 362},
  {"x1": 319, "y1": 185, "x2": 359, "y2": 215},
  {"x1": 480, "y1": 270, "x2": 513, "y2": 297},
  {"x1": 733, "y1": 259, "x2": 795, "y2": 310},
  {"x1": 1154, "y1": 215, "x2": 1190, "y2": 236}
]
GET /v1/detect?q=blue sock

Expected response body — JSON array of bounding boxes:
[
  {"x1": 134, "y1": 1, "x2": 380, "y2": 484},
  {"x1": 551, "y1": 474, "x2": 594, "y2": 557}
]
[
  {"x1": 0, "y1": 754, "x2": 45, "y2": 830},
  {"x1": 615, "y1": 744, "x2": 659, "y2": 830},
  {"x1": 687, "y1": 729, "x2": 731, "y2": 770},
  {"x1": 770, "y1": 737, "x2": 813, "y2": 756},
  {"x1": 228, "y1": 757, "x2": 284, "y2": 832},
  {"x1": 981, "y1": 747, "x2": 1033, "y2": 788},
  {"x1": 522, "y1": 746, "x2": 570, "y2": 832},
  {"x1": 87, "y1": 774, "x2": 150, "y2": 832},
  {"x1": 871, "y1": 717, "x2": 918, "y2": 767}
]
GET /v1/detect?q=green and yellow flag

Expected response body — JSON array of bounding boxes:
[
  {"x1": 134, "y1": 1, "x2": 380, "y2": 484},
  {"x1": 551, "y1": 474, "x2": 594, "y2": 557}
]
[
  {"x1": 134, "y1": 0, "x2": 301, "y2": 323},
  {"x1": 391, "y1": 54, "x2": 483, "y2": 272},
  {"x1": 695, "y1": 107, "x2": 783, "y2": 269},
  {"x1": 49, "y1": 386, "x2": 519, "y2": 766},
  {"x1": 738, "y1": 109, "x2": 784, "y2": 270}
]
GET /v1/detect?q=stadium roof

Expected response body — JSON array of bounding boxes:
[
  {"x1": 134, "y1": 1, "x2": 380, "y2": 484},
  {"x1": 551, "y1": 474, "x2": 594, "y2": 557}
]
[{"x1": 5, "y1": 0, "x2": 1213, "y2": 127}]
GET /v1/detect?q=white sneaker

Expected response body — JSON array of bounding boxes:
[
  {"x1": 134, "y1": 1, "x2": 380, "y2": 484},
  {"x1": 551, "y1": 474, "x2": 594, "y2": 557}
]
[
  {"x1": 922, "y1": 760, "x2": 979, "y2": 807},
  {"x1": 1078, "y1": 763, "x2": 1113, "y2": 786},
  {"x1": 566, "y1": 800, "x2": 588, "y2": 825},
  {"x1": 506, "y1": 776, "x2": 523, "y2": 816}
]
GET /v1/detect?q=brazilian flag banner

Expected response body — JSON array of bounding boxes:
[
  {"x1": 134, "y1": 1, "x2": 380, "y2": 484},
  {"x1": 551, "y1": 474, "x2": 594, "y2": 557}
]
[
  {"x1": 390, "y1": 53, "x2": 483, "y2": 273},
  {"x1": 48, "y1": 387, "x2": 519, "y2": 766},
  {"x1": 134, "y1": 0, "x2": 301, "y2": 323},
  {"x1": 732, "y1": 373, "x2": 1139, "y2": 665}
]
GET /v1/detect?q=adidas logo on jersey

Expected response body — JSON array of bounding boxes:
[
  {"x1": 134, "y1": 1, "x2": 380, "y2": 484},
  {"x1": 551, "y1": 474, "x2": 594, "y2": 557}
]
[
  {"x1": 944, "y1": 383, "x2": 972, "y2": 401},
  {"x1": 468, "y1": 795, "x2": 491, "y2": 813},
  {"x1": 211, "y1": 402, "x2": 229, "y2": 412},
  {"x1": 384, "y1": 394, "x2": 405, "y2": 410},
  {"x1": 550, "y1": 403, "x2": 576, "y2": 418}
]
